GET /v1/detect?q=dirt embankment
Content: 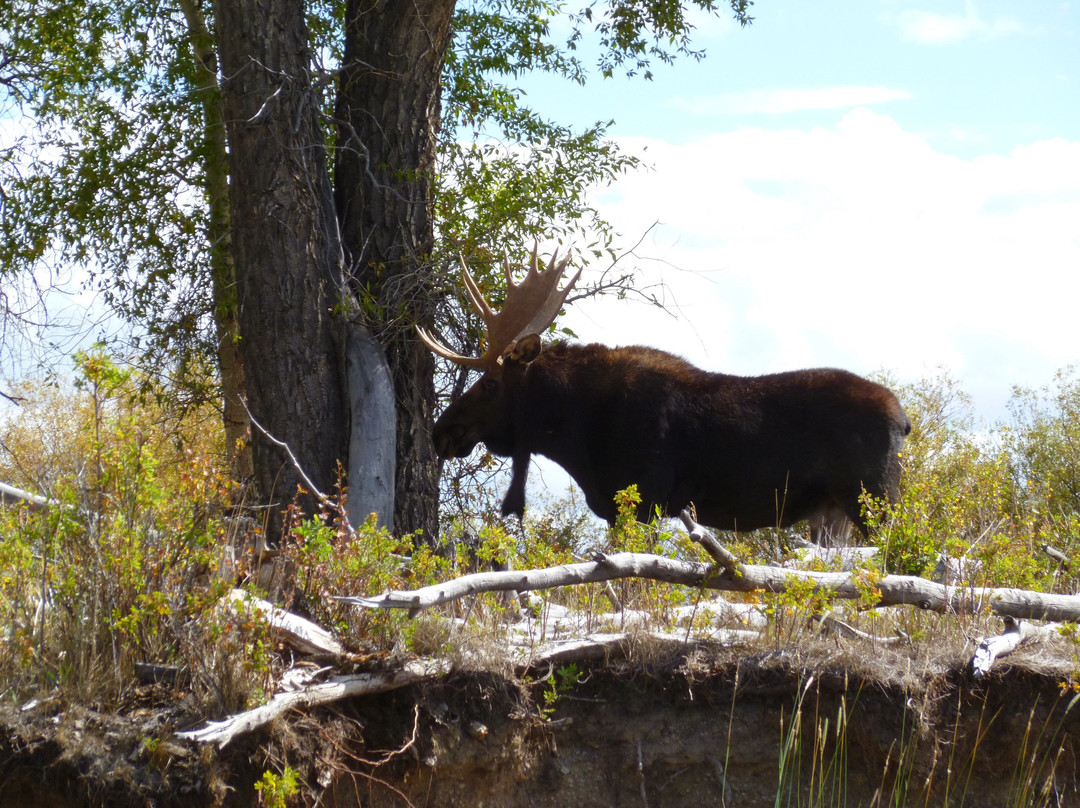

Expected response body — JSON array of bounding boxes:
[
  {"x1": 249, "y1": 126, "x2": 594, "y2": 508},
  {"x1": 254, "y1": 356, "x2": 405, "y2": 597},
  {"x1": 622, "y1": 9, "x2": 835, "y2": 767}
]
[{"x1": 2, "y1": 645, "x2": 1079, "y2": 807}]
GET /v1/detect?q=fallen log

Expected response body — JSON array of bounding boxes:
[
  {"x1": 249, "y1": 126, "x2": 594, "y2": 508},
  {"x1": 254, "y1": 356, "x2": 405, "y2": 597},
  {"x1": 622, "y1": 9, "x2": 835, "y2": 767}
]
[
  {"x1": 338, "y1": 513, "x2": 1080, "y2": 622},
  {"x1": 176, "y1": 659, "x2": 450, "y2": 747},
  {"x1": 969, "y1": 616, "x2": 1073, "y2": 677},
  {"x1": 178, "y1": 629, "x2": 766, "y2": 747},
  {"x1": 226, "y1": 589, "x2": 344, "y2": 658}
]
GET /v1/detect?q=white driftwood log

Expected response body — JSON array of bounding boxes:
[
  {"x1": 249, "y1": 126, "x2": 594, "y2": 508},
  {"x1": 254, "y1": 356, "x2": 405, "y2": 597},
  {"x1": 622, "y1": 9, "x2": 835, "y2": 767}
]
[
  {"x1": 970, "y1": 616, "x2": 1063, "y2": 677},
  {"x1": 0, "y1": 481, "x2": 56, "y2": 511},
  {"x1": 226, "y1": 589, "x2": 344, "y2": 657},
  {"x1": 177, "y1": 659, "x2": 450, "y2": 747},
  {"x1": 339, "y1": 513, "x2": 1080, "y2": 623},
  {"x1": 178, "y1": 629, "x2": 762, "y2": 748},
  {"x1": 335, "y1": 552, "x2": 709, "y2": 612}
]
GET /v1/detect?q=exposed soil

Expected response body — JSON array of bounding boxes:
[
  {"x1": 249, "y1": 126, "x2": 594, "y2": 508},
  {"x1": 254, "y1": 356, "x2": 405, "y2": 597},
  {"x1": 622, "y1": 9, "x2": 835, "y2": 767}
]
[{"x1": 3, "y1": 640, "x2": 1079, "y2": 807}]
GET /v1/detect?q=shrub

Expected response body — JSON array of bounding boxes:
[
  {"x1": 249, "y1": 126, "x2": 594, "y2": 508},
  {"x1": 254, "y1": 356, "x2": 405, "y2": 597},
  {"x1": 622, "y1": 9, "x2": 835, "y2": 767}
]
[
  {"x1": 865, "y1": 369, "x2": 1074, "y2": 592},
  {"x1": 0, "y1": 349, "x2": 254, "y2": 709}
]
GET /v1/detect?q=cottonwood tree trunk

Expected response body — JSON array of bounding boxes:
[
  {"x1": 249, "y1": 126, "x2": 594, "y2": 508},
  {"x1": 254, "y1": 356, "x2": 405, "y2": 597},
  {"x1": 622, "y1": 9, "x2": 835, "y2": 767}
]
[
  {"x1": 334, "y1": 0, "x2": 454, "y2": 541},
  {"x1": 180, "y1": 0, "x2": 253, "y2": 482},
  {"x1": 213, "y1": 0, "x2": 349, "y2": 544}
]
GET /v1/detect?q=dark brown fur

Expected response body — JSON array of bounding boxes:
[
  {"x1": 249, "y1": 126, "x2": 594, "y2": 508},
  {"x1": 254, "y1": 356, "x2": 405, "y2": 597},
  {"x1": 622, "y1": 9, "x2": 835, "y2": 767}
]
[{"x1": 435, "y1": 339, "x2": 911, "y2": 542}]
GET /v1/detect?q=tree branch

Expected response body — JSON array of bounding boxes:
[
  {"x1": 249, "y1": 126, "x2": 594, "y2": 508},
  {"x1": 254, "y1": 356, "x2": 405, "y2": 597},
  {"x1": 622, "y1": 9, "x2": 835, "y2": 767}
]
[
  {"x1": 335, "y1": 552, "x2": 711, "y2": 615},
  {"x1": 0, "y1": 480, "x2": 57, "y2": 511},
  {"x1": 176, "y1": 659, "x2": 450, "y2": 747},
  {"x1": 339, "y1": 514, "x2": 1080, "y2": 623}
]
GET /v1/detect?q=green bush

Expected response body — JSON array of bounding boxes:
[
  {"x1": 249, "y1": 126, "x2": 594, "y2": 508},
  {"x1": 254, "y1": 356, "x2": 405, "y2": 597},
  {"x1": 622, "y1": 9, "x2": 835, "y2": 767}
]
[
  {"x1": 865, "y1": 369, "x2": 1079, "y2": 591},
  {"x1": 0, "y1": 350, "x2": 251, "y2": 707}
]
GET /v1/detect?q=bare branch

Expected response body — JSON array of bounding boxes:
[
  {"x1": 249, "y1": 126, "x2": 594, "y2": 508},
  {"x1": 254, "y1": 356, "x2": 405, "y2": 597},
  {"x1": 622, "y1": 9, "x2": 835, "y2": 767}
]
[
  {"x1": 0, "y1": 480, "x2": 58, "y2": 511},
  {"x1": 239, "y1": 397, "x2": 356, "y2": 536},
  {"x1": 971, "y1": 616, "x2": 1048, "y2": 678},
  {"x1": 176, "y1": 659, "x2": 450, "y2": 747},
  {"x1": 680, "y1": 509, "x2": 742, "y2": 574},
  {"x1": 1043, "y1": 544, "x2": 1071, "y2": 569},
  {"x1": 339, "y1": 525, "x2": 1080, "y2": 623},
  {"x1": 816, "y1": 611, "x2": 907, "y2": 646}
]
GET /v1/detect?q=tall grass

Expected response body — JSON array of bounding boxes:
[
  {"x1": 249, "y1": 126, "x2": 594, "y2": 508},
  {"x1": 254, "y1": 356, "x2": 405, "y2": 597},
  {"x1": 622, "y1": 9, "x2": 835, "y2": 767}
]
[
  {"x1": 765, "y1": 669, "x2": 1080, "y2": 807},
  {"x1": 776, "y1": 674, "x2": 858, "y2": 808}
]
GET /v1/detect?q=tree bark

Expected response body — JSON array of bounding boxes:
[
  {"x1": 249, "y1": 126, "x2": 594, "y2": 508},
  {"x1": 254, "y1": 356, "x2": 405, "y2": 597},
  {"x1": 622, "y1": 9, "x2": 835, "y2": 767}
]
[
  {"x1": 179, "y1": 0, "x2": 253, "y2": 482},
  {"x1": 334, "y1": 0, "x2": 455, "y2": 541},
  {"x1": 345, "y1": 323, "x2": 396, "y2": 530},
  {"x1": 213, "y1": 0, "x2": 348, "y2": 543}
]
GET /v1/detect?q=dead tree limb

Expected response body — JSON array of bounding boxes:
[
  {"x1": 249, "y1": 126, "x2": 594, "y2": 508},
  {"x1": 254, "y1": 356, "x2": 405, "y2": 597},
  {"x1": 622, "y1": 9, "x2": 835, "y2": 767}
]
[
  {"x1": 226, "y1": 589, "x2": 344, "y2": 658},
  {"x1": 970, "y1": 616, "x2": 1068, "y2": 677},
  {"x1": 335, "y1": 553, "x2": 712, "y2": 614},
  {"x1": 339, "y1": 514, "x2": 1080, "y2": 623},
  {"x1": 1043, "y1": 544, "x2": 1071, "y2": 569},
  {"x1": 679, "y1": 510, "x2": 742, "y2": 574},
  {"x1": 0, "y1": 481, "x2": 56, "y2": 511},
  {"x1": 816, "y1": 611, "x2": 907, "y2": 646},
  {"x1": 176, "y1": 659, "x2": 450, "y2": 747}
]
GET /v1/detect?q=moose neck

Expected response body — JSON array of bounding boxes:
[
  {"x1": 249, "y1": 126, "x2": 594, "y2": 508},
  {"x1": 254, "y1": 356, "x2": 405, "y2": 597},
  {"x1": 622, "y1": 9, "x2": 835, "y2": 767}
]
[{"x1": 508, "y1": 343, "x2": 639, "y2": 517}]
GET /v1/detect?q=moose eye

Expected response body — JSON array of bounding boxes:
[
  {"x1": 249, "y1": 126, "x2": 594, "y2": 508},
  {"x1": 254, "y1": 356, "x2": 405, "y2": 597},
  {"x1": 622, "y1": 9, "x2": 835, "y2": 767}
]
[{"x1": 481, "y1": 377, "x2": 499, "y2": 393}]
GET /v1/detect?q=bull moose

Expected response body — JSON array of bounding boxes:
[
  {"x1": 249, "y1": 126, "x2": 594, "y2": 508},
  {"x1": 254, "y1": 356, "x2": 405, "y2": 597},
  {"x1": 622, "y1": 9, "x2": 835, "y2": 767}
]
[{"x1": 420, "y1": 248, "x2": 911, "y2": 544}]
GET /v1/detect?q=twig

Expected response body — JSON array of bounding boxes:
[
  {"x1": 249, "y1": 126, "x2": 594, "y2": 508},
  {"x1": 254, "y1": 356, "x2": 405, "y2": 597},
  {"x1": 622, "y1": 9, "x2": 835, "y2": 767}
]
[
  {"x1": 244, "y1": 79, "x2": 283, "y2": 125},
  {"x1": 239, "y1": 398, "x2": 355, "y2": 535}
]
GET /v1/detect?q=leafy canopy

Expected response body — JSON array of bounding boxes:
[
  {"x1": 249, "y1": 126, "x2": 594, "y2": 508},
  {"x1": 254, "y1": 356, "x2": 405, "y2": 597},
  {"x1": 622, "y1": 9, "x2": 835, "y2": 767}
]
[{"x1": 1, "y1": 0, "x2": 752, "y2": 381}]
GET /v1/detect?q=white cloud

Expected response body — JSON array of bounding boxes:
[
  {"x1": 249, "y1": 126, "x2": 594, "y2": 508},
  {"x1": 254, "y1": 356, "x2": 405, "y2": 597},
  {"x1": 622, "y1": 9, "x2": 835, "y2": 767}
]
[
  {"x1": 566, "y1": 109, "x2": 1080, "y2": 423},
  {"x1": 673, "y1": 86, "x2": 913, "y2": 115},
  {"x1": 894, "y1": 3, "x2": 1030, "y2": 44}
]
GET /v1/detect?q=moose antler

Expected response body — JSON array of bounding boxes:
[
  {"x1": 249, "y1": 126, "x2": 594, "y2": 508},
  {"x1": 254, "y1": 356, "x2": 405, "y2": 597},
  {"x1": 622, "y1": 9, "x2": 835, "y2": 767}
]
[{"x1": 418, "y1": 245, "x2": 582, "y2": 369}]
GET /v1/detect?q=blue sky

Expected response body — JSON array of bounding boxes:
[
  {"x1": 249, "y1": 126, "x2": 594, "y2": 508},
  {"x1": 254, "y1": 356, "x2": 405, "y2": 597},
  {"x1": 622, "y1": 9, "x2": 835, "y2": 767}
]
[
  {"x1": 512, "y1": 0, "x2": 1080, "y2": 429},
  {"x1": 526, "y1": 0, "x2": 1076, "y2": 157}
]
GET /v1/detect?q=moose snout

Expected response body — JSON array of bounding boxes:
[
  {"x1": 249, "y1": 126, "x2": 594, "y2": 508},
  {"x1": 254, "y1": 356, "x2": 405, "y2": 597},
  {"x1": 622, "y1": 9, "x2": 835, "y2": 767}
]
[{"x1": 433, "y1": 422, "x2": 476, "y2": 459}]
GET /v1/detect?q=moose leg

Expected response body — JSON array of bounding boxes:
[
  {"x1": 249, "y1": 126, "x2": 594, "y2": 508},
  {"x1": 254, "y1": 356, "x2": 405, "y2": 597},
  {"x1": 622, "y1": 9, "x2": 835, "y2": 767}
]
[
  {"x1": 500, "y1": 453, "x2": 531, "y2": 519},
  {"x1": 808, "y1": 502, "x2": 853, "y2": 547}
]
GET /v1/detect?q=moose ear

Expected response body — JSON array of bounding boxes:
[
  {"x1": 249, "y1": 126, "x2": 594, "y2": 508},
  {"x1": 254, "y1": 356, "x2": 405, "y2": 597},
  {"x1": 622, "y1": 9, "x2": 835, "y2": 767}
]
[{"x1": 506, "y1": 333, "x2": 542, "y2": 365}]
